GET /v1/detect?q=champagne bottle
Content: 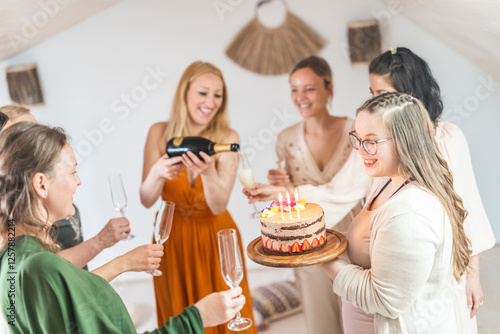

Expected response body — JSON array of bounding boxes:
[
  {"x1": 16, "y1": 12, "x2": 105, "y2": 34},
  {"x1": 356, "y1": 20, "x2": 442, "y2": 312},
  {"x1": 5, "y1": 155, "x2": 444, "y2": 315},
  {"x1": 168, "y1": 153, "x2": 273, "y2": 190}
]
[{"x1": 166, "y1": 136, "x2": 240, "y2": 159}]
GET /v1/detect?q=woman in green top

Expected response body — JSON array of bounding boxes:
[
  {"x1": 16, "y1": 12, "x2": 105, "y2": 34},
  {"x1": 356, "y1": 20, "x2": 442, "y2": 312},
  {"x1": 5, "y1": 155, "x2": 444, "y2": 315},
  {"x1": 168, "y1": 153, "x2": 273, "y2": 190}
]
[
  {"x1": 0, "y1": 122, "x2": 245, "y2": 334},
  {"x1": 0, "y1": 104, "x2": 140, "y2": 280}
]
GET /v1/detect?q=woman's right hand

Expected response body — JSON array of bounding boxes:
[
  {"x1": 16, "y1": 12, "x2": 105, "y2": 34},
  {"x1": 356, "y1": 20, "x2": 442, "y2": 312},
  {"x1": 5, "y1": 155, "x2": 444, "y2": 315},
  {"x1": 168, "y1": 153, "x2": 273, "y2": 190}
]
[
  {"x1": 194, "y1": 287, "x2": 245, "y2": 328},
  {"x1": 121, "y1": 244, "x2": 164, "y2": 273},
  {"x1": 151, "y1": 154, "x2": 183, "y2": 180},
  {"x1": 242, "y1": 182, "x2": 287, "y2": 203},
  {"x1": 267, "y1": 169, "x2": 290, "y2": 186}
]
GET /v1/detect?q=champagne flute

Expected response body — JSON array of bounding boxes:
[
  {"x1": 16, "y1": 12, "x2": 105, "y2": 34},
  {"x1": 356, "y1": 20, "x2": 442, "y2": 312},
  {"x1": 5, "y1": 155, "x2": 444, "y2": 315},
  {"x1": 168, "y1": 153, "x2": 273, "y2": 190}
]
[
  {"x1": 238, "y1": 152, "x2": 261, "y2": 219},
  {"x1": 276, "y1": 156, "x2": 286, "y2": 170},
  {"x1": 108, "y1": 173, "x2": 135, "y2": 240},
  {"x1": 148, "y1": 201, "x2": 175, "y2": 276},
  {"x1": 218, "y1": 229, "x2": 252, "y2": 331}
]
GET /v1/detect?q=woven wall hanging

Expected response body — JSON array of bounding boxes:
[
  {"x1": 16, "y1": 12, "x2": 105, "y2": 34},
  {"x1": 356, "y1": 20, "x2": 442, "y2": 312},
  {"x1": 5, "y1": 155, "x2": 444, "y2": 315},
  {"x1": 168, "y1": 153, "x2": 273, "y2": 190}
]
[
  {"x1": 347, "y1": 20, "x2": 381, "y2": 66},
  {"x1": 226, "y1": 0, "x2": 325, "y2": 75},
  {"x1": 6, "y1": 64, "x2": 44, "y2": 107}
]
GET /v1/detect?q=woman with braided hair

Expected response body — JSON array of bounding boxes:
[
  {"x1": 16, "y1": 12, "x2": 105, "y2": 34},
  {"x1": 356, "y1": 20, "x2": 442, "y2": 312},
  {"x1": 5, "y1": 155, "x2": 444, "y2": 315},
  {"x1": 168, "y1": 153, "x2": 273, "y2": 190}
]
[
  {"x1": 322, "y1": 92, "x2": 471, "y2": 333},
  {"x1": 369, "y1": 47, "x2": 494, "y2": 333}
]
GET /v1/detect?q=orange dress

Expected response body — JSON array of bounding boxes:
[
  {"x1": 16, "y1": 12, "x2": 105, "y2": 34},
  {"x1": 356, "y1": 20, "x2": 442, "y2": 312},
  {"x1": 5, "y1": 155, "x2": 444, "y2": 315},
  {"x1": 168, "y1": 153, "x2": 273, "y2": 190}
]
[{"x1": 154, "y1": 167, "x2": 256, "y2": 334}]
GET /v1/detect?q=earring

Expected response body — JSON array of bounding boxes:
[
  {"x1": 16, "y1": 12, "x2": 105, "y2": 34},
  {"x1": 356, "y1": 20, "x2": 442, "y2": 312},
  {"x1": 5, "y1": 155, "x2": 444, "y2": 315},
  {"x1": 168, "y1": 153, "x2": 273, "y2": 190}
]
[{"x1": 44, "y1": 192, "x2": 48, "y2": 198}]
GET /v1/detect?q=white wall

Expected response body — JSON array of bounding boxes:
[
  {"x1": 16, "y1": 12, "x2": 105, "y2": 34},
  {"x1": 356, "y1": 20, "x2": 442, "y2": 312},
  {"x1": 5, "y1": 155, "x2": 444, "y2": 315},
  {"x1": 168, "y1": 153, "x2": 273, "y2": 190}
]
[{"x1": 1, "y1": 0, "x2": 498, "y2": 277}]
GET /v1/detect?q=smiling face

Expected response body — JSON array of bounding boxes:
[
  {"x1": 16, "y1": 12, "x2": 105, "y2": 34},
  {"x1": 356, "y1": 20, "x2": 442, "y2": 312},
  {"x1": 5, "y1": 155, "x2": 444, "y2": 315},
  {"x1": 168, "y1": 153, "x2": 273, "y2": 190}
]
[
  {"x1": 186, "y1": 72, "x2": 224, "y2": 128},
  {"x1": 369, "y1": 74, "x2": 397, "y2": 97},
  {"x1": 43, "y1": 143, "x2": 81, "y2": 222},
  {"x1": 289, "y1": 68, "x2": 332, "y2": 119},
  {"x1": 354, "y1": 110, "x2": 400, "y2": 179}
]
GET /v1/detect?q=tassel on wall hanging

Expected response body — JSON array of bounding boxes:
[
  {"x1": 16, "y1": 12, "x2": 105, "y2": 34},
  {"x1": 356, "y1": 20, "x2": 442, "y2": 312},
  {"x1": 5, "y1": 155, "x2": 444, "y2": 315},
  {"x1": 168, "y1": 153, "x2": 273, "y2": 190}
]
[{"x1": 226, "y1": 0, "x2": 325, "y2": 75}]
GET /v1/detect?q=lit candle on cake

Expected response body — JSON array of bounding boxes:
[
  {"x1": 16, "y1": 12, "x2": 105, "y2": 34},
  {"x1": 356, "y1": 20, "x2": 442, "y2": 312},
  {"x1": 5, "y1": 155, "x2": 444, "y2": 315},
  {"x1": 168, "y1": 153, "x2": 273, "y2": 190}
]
[
  {"x1": 279, "y1": 192, "x2": 284, "y2": 219},
  {"x1": 286, "y1": 191, "x2": 292, "y2": 221},
  {"x1": 295, "y1": 188, "x2": 300, "y2": 218}
]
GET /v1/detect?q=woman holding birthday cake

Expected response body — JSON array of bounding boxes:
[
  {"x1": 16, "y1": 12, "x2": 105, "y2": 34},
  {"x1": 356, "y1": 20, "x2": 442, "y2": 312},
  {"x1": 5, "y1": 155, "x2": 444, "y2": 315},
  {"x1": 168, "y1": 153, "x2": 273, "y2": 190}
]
[
  {"x1": 140, "y1": 61, "x2": 255, "y2": 333},
  {"x1": 367, "y1": 47, "x2": 494, "y2": 333},
  {"x1": 245, "y1": 56, "x2": 370, "y2": 334},
  {"x1": 322, "y1": 92, "x2": 472, "y2": 333}
]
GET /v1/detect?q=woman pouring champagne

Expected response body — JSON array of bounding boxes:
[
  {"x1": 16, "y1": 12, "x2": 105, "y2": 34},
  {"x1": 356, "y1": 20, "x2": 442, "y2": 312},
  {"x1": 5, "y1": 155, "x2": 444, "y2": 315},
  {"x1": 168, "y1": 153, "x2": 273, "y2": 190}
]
[{"x1": 140, "y1": 61, "x2": 255, "y2": 333}]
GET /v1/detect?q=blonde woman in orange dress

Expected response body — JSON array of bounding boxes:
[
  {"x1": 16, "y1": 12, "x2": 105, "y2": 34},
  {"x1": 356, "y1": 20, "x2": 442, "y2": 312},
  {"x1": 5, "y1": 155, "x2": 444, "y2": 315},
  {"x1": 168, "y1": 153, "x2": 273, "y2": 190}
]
[{"x1": 140, "y1": 61, "x2": 255, "y2": 334}]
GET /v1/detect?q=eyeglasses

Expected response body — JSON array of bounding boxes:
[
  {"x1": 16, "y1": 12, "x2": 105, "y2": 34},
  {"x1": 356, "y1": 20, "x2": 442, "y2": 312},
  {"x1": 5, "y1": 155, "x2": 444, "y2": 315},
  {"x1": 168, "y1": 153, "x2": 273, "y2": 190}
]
[
  {"x1": 349, "y1": 131, "x2": 392, "y2": 155},
  {"x1": 0, "y1": 112, "x2": 9, "y2": 132}
]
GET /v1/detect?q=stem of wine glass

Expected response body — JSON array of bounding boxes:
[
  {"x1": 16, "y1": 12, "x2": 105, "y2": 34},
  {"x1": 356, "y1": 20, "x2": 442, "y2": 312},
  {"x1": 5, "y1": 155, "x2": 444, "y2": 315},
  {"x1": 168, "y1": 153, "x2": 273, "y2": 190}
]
[
  {"x1": 118, "y1": 207, "x2": 135, "y2": 240},
  {"x1": 252, "y1": 203, "x2": 259, "y2": 213},
  {"x1": 250, "y1": 203, "x2": 260, "y2": 219}
]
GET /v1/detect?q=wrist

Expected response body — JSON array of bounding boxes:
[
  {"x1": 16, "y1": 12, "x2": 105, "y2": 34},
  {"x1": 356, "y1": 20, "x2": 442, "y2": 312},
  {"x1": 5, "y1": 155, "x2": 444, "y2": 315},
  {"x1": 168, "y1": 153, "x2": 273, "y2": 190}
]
[
  {"x1": 91, "y1": 234, "x2": 107, "y2": 253},
  {"x1": 153, "y1": 165, "x2": 166, "y2": 181},
  {"x1": 467, "y1": 265, "x2": 480, "y2": 277},
  {"x1": 193, "y1": 302, "x2": 208, "y2": 328},
  {"x1": 468, "y1": 254, "x2": 480, "y2": 276},
  {"x1": 114, "y1": 255, "x2": 128, "y2": 275}
]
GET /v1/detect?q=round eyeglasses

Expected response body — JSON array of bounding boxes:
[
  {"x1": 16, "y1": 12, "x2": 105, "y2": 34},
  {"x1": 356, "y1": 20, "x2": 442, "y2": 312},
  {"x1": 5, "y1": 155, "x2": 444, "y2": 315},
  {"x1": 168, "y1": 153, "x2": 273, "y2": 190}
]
[{"x1": 349, "y1": 131, "x2": 392, "y2": 155}]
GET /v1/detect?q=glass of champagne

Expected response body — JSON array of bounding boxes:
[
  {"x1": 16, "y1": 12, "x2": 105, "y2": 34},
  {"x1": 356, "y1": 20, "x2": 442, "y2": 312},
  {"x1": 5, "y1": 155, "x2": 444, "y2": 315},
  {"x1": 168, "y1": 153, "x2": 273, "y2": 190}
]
[
  {"x1": 275, "y1": 150, "x2": 286, "y2": 171},
  {"x1": 108, "y1": 173, "x2": 135, "y2": 240},
  {"x1": 148, "y1": 201, "x2": 175, "y2": 276},
  {"x1": 218, "y1": 229, "x2": 252, "y2": 331},
  {"x1": 238, "y1": 152, "x2": 261, "y2": 219}
]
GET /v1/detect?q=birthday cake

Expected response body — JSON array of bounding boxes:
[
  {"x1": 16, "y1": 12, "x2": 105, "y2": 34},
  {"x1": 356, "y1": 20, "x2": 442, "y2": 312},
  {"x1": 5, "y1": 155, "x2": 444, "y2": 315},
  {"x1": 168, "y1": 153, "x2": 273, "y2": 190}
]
[{"x1": 260, "y1": 198, "x2": 326, "y2": 255}]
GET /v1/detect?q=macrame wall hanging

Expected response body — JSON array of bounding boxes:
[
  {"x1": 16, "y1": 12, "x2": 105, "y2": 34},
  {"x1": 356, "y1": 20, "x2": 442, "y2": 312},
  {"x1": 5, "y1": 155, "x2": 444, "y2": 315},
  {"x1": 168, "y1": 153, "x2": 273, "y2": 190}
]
[{"x1": 226, "y1": 0, "x2": 325, "y2": 75}]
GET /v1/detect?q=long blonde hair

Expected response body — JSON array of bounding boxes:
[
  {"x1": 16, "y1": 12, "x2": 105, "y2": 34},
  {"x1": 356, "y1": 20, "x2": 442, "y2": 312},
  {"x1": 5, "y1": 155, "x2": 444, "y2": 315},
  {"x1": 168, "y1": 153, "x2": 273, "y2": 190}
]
[
  {"x1": 358, "y1": 92, "x2": 471, "y2": 281},
  {"x1": 0, "y1": 122, "x2": 67, "y2": 252},
  {"x1": 162, "y1": 61, "x2": 230, "y2": 145}
]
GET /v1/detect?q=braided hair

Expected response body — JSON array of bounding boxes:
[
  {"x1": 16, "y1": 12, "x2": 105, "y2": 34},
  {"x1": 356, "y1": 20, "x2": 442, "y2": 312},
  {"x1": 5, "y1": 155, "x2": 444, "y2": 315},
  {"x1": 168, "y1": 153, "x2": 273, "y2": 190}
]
[
  {"x1": 358, "y1": 92, "x2": 471, "y2": 281},
  {"x1": 369, "y1": 47, "x2": 443, "y2": 123}
]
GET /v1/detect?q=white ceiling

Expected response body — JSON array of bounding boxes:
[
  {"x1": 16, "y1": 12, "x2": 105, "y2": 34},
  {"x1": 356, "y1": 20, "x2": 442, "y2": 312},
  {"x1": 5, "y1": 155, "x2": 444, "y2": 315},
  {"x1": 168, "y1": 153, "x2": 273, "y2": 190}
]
[
  {"x1": 1, "y1": 0, "x2": 499, "y2": 79},
  {"x1": 0, "y1": 0, "x2": 121, "y2": 62},
  {"x1": 379, "y1": 0, "x2": 500, "y2": 80}
]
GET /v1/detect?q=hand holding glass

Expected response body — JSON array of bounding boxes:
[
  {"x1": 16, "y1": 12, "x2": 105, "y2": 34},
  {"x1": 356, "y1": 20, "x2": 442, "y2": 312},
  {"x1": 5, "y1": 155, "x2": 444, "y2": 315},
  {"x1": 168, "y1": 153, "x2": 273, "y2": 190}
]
[
  {"x1": 238, "y1": 152, "x2": 261, "y2": 218},
  {"x1": 108, "y1": 173, "x2": 134, "y2": 240},
  {"x1": 218, "y1": 229, "x2": 252, "y2": 331},
  {"x1": 148, "y1": 201, "x2": 175, "y2": 276}
]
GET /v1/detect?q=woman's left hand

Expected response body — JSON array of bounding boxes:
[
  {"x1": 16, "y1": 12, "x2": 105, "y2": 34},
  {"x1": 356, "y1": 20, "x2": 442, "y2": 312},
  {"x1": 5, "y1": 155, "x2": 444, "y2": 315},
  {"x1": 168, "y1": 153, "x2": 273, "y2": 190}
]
[
  {"x1": 466, "y1": 271, "x2": 483, "y2": 318},
  {"x1": 181, "y1": 151, "x2": 215, "y2": 175}
]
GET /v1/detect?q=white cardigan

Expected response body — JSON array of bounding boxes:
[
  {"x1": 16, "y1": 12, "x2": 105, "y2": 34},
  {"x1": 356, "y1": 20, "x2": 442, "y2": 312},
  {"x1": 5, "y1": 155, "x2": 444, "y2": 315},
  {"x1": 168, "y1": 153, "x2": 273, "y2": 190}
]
[{"x1": 333, "y1": 185, "x2": 459, "y2": 333}]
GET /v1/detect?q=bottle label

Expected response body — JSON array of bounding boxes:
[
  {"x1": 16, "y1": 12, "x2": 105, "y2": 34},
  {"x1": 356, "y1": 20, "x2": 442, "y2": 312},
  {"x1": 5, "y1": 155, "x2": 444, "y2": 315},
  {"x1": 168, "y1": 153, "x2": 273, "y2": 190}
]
[{"x1": 172, "y1": 137, "x2": 183, "y2": 147}]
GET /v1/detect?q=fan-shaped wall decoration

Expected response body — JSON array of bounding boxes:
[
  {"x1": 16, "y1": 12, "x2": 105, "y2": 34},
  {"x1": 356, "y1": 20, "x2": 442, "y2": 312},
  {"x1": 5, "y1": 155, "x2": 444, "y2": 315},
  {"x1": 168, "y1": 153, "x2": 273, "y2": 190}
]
[{"x1": 226, "y1": 0, "x2": 325, "y2": 75}]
